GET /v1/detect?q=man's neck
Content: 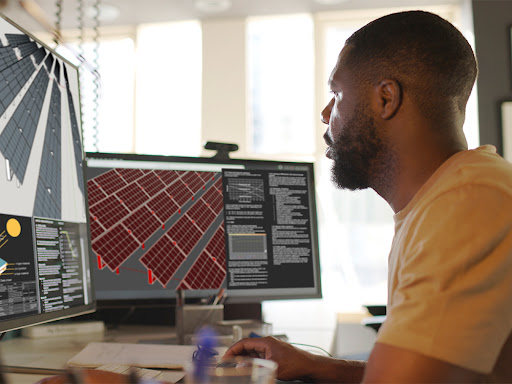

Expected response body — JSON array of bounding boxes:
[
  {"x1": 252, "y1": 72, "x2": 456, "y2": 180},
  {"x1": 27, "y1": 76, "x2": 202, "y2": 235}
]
[{"x1": 379, "y1": 142, "x2": 467, "y2": 214}]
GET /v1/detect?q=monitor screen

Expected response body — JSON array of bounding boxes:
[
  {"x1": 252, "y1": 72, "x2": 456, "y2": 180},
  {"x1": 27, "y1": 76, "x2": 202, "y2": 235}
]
[
  {"x1": 0, "y1": 15, "x2": 95, "y2": 333},
  {"x1": 86, "y1": 152, "x2": 322, "y2": 303}
]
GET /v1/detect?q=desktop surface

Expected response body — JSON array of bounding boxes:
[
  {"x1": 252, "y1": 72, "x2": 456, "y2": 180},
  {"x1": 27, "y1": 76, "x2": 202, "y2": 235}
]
[
  {"x1": 0, "y1": 325, "x2": 185, "y2": 383},
  {"x1": 0, "y1": 322, "x2": 338, "y2": 384}
]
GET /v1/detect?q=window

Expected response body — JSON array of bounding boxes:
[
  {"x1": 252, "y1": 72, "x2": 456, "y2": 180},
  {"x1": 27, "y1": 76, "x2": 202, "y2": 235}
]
[
  {"x1": 247, "y1": 15, "x2": 315, "y2": 156},
  {"x1": 60, "y1": 21, "x2": 202, "y2": 156},
  {"x1": 79, "y1": 38, "x2": 136, "y2": 153},
  {"x1": 134, "y1": 22, "x2": 202, "y2": 157},
  {"x1": 58, "y1": 37, "x2": 136, "y2": 153}
]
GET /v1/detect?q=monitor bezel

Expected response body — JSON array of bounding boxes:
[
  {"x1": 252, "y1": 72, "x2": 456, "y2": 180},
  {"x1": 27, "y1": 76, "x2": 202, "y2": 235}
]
[{"x1": 85, "y1": 151, "x2": 322, "y2": 304}]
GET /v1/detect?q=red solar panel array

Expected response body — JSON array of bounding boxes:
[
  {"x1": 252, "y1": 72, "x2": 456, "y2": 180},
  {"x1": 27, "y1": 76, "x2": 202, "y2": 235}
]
[
  {"x1": 139, "y1": 234, "x2": 186, "y2": 287},
  {"x1": 90, "y1": 194, "x2": 129, "y2": 229},
  {"x1": 201, "y1": 179, "x2": 224, "y2": 213},
  {"x1": 89, "y1": 217, "x2": 105, "y2": 240},
  {"x1": 116, "y1": 182, "x2": 150, "y2": 212},
  {"x1": 166, "y1": 213, "x2": 203, "y2": 255},
  {"x1": 181, "y1": 171, "x2": 205, "y2": 193},
  {"x1": 117, "y1": 168, "x2": 145, "y2": 184},
  {"x1": 93, "y1": 223, "x2": 140, "y2": 270},
  {"x1": 178, "y1": 226, "x2": 226, "y2": 290},
  {"x1": 199, "y1": 172, "x2": 216, "y2": 182},
  {"x1": 87, "y1": 180, "x2": 107, "y2": 206},
  {"x1": 137, "y1": 172, "x2": 166, "y2": 197},
  {"x1": 154, "y1": 169, "x2": 181, "y2": 185},
  {"x1": 88, "y1": 167, "x2": 227, "y2": 289},
  {"x1": 187, "y1": 201, "x2": 217, "y2": 232},
  {"x1": 123, "y1": 205, "x2": 162, "y2": 244},
  {"x1": 166, "y1": 179, "x2": 193, "y2": 207},
  {"x1": 146, "y1": 190, "x2": 179, "y2": 223},
  {"x1": 93, "y1": 168, "x2": 128, "y2": 196}
]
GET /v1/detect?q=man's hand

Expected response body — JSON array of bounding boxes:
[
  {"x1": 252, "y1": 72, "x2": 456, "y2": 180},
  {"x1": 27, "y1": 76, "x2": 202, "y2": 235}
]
[{"x1": 224, "y1": 336, "x2": 318, "y2": 381}]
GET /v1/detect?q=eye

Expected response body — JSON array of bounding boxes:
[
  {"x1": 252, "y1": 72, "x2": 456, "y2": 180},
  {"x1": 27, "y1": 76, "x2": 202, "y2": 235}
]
[{"x1": 329, "y1": 90, "x2": 342, "y2": 99}]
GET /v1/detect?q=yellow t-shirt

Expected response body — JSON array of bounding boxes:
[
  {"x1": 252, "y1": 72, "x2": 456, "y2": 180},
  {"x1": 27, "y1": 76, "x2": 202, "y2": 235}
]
[{"x1": 377, "y1": 145, "x2": 512, "y2": 376}]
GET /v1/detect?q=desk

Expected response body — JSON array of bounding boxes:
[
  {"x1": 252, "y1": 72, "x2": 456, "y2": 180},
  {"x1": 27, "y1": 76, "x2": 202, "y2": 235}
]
[
  {"x1": 0, "y1": 325, "x2": 184, "y2": 383},
  {"x1": 0, "y1": 324, "x2": 338, "y2": 383}
]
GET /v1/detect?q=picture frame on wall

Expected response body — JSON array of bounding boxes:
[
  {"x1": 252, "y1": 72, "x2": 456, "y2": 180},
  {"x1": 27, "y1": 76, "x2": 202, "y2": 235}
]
[
  {"x1": 510, "y1": 25, "x2": 512, "y2": 90},
  {"x1": 501, "y1": 100, "x2": 512, "y2": 161}
]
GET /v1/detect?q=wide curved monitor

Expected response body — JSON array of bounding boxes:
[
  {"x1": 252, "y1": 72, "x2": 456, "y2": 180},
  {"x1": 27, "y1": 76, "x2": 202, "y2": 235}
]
[
  {"x1": 0, "y1": 15, "x2": 95, "y2": 333},
  {"x1": 85, "y1": 152, "x2": 322, "y2": 303}
]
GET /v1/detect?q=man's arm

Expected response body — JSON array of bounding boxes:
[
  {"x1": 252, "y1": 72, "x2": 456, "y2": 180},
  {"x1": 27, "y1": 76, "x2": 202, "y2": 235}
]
[
  {"x1": 225, "y1": 337, "x2": 485, "y2": 383},
  {"x1": 362, "y1": 342, "x2": 483, "y2": 383},
  {"x1": 224, "y1": 336, "x2": 366, "y2": 383}
]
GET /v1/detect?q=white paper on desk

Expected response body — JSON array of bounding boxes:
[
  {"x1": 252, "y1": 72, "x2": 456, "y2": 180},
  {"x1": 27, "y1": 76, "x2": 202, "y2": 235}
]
[{"x1": 67, "y1": 342, "x2": 196, "y2": 369}]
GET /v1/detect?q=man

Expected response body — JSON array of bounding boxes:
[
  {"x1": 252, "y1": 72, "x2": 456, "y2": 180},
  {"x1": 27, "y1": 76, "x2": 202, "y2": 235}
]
[{"x1": 224, "y1": 10, "x2": 512, "y2": 383}]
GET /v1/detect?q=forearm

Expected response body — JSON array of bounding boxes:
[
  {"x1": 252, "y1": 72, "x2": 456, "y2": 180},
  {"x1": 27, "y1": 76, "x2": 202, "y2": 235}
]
[
  {"x1": 224, "y1": 336, "x2": 366, "y2": 383},
  {"x1": 303, "y1": 355, "x2": 366, "y2": 384}
]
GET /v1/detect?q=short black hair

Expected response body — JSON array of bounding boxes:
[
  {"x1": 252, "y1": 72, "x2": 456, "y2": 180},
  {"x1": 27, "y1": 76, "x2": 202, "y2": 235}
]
[{"x1": 344, "y1": 11, "x2": 478, "y2": 116}]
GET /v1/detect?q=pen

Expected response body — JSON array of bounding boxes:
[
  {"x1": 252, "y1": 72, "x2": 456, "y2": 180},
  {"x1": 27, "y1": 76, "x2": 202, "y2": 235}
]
[
  {"x1": 0, "y1": 365, "x2": 66, "y2": 375},
  {"x1": 219, "y1": 289, "x2": 227, "y2": 305},
  {"x1": 212, "y1": 288, "x2": 225, "y2": 306}
]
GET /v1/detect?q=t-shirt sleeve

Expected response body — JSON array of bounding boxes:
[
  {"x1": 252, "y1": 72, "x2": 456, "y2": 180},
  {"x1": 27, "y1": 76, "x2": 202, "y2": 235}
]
[{"x1": 377, "y1": 185, "x2": 512, "y2": 373}]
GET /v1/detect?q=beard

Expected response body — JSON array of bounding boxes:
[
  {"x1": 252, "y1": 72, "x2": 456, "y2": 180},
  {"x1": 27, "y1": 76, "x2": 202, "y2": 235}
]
[{"x1": 329, "y1": 104, "x2": 389, "y2": 191}]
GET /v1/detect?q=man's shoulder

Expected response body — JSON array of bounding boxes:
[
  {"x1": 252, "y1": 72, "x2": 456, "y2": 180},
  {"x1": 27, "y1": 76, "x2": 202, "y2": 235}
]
[
  {"x1": 435, "y1": 145, "x2": 512, "y2": 196},
  {"x1": 400, "y1": 146, "x2": 512, "y2": 220}
]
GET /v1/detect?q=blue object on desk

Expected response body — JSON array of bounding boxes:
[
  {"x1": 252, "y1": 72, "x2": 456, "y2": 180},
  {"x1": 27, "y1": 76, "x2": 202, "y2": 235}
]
[{"x1": 192, "y1": 327, "x2": 218, "y2": 383}]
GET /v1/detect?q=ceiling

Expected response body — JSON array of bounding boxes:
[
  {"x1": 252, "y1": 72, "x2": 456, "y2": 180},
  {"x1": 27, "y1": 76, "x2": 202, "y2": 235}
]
[{"x1": 1, "y1": 0, "x2": 461, "y2": 34}]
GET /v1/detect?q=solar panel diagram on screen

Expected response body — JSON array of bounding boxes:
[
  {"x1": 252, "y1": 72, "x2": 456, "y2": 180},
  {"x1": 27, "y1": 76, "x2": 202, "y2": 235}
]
[
  {"x1": 88, "y1": 168, "x2": 227, "y2": 290},
  {"x1": 0, "y1": 18, "x2": 85, "y2": 223}
]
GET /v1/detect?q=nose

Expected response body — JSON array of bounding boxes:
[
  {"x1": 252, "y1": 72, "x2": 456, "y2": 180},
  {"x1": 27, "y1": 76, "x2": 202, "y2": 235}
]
[{"x1": 321, "y1": 97, "x2": 334, "y2": 125}]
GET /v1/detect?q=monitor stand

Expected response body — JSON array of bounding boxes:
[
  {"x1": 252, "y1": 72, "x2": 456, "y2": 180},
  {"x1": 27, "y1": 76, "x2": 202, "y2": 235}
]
[{"x1": 175, "y1": 290, "x2": 224, "y2": 345}]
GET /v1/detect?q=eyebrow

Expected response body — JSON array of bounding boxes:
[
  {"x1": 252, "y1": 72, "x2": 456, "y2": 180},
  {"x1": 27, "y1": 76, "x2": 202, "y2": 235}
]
[{"x1": 328, "y1": 78, "x2": 341, "y2": 91}]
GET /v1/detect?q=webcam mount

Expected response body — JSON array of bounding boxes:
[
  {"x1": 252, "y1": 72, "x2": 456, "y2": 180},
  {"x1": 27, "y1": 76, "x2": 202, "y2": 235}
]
[{"x1": 204, "y1": 141, "x2": 239, "y2": 160}]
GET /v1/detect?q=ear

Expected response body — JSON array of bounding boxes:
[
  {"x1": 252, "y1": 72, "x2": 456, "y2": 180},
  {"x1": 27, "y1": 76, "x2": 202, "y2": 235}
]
[{"x1": 374, "y1": 79, "x2": 402, "y2": 120}]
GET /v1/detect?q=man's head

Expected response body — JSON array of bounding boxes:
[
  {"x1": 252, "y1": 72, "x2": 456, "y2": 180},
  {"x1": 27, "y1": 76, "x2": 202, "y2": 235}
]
[
  {"x1": 322, "y1": 10, "x2": 478, "y2": 192},
  {"x1": 344, "y1": 10, "x2": 477, "y2": 116}
]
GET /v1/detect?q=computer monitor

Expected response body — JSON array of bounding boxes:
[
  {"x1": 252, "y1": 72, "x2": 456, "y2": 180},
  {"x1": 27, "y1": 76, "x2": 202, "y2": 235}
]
[
  {"x1": 85, "y1": 152, "x2": 322, "y2": 305},
  {"x1": 0, "y1": 15, "x2": 95, "y2": 333}
]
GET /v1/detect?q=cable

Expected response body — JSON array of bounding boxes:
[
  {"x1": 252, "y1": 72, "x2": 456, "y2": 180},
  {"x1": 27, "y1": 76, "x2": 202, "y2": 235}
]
[
  {"x1": 77, "y1": 0, "x2": 84, "y2": 48},
  {"x1": 54, "y1": 0, "x2": 62, "y2": 46},
  {"x1": 290, "y1": 342, "x2": 332, "y2": 357},
  {"x1": 75, "y1": 0, "x2": 91, "y2": 153},
  {"x1": 118, "y1": 306, "x2": 136, "y2": 324},
  {"x1": 91, "y1": 0, "x2": 101, "y2": 152}
]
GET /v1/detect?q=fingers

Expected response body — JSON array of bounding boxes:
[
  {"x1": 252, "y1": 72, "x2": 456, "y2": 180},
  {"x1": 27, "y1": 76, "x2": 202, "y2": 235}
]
[
  {"x1": 223, "y1": 337, "x2": 318, "y2": 382},
  {"x1": 223, "y1": 337, "x2": 273, "y2": 359}
]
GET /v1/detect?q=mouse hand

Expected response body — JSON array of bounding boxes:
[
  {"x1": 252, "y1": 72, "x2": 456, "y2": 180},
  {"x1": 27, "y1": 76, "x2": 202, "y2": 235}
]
[{"x1": 223, "y1": 336, "x2": 317, "y2": 381}]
